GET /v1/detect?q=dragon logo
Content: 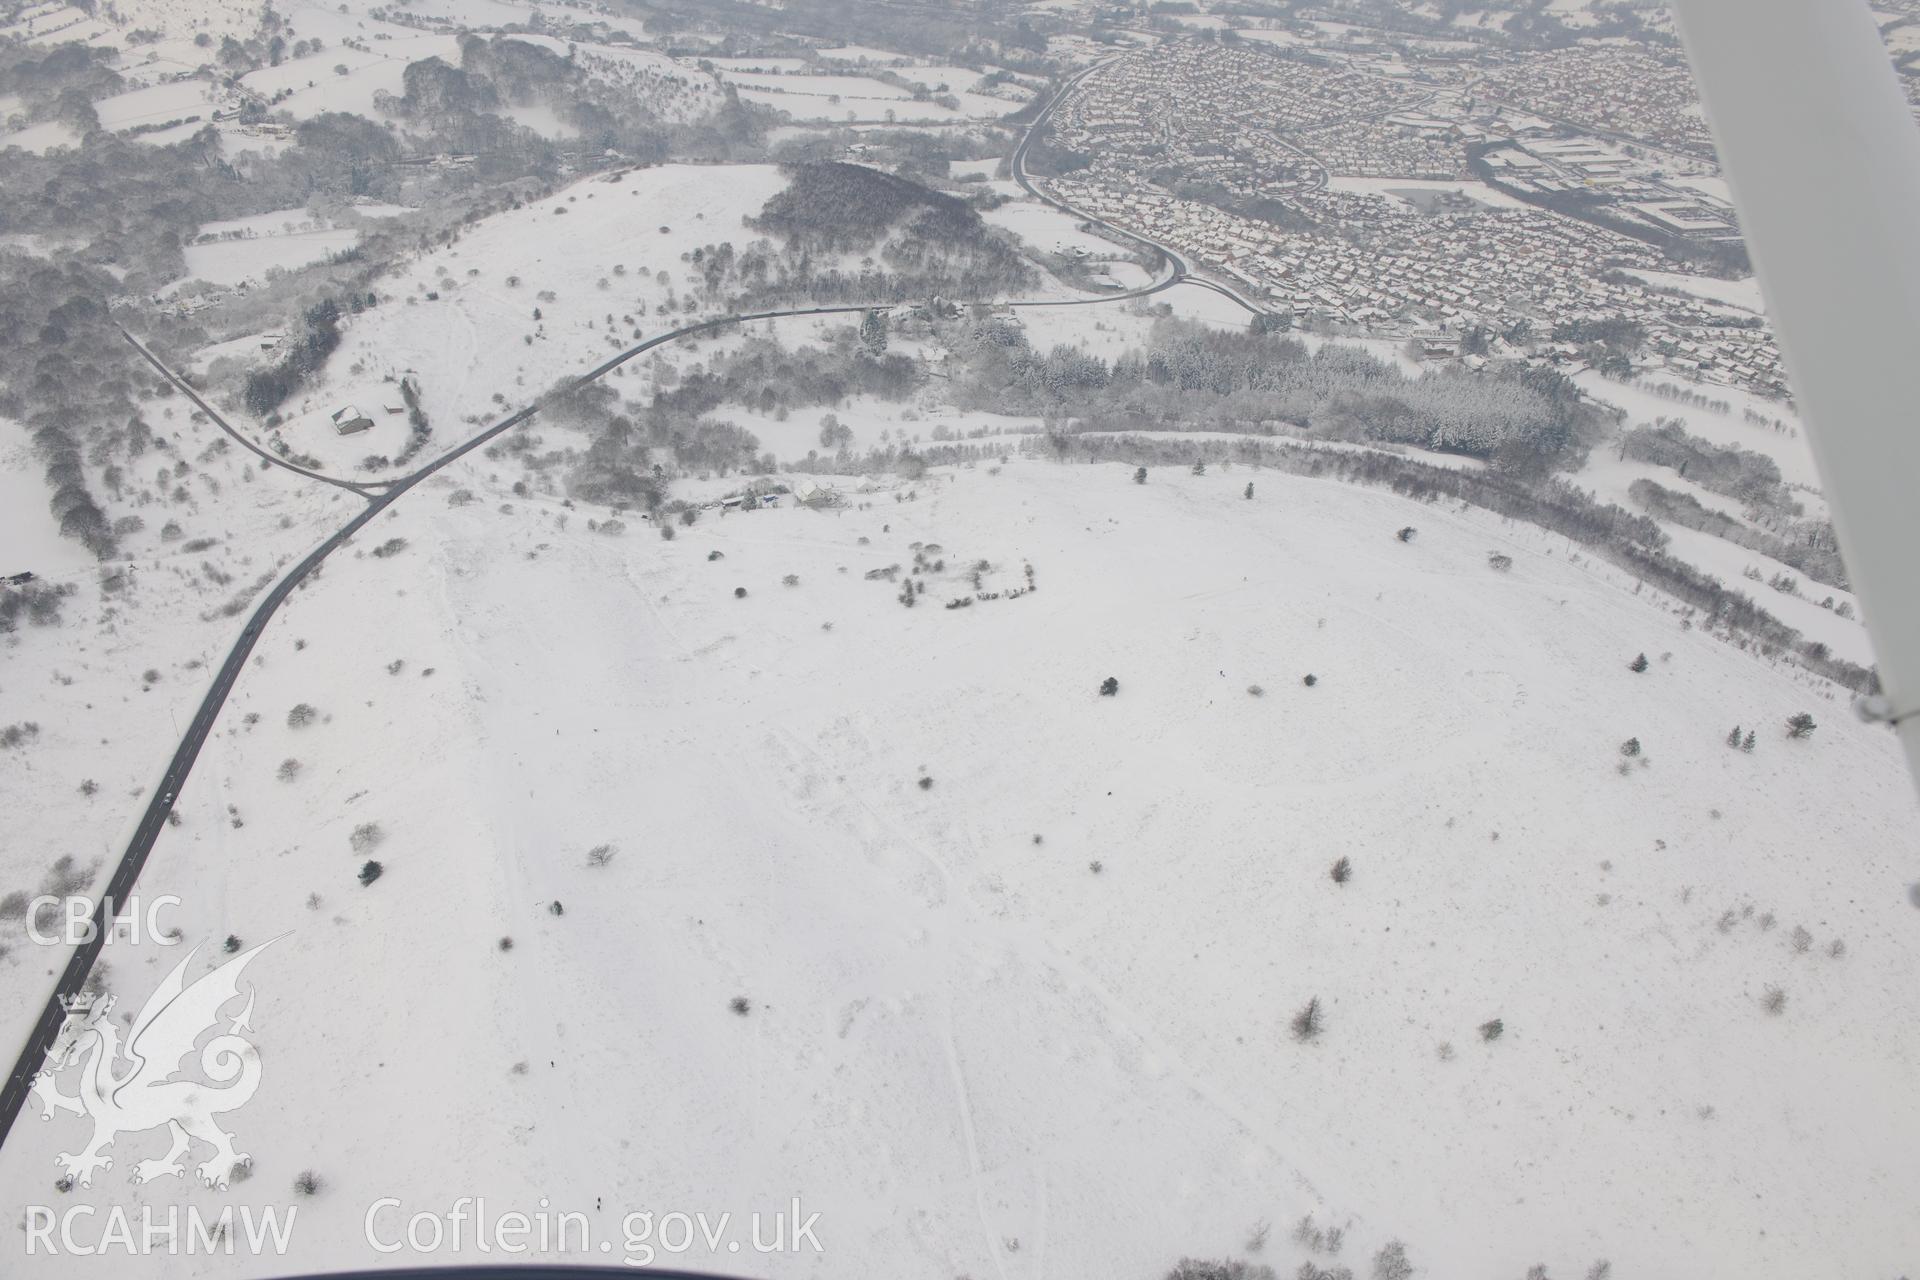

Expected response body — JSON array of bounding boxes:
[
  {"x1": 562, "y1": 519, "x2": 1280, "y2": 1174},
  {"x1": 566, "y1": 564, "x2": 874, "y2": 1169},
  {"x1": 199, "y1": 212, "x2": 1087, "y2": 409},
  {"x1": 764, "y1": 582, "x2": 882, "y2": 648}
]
[{"x1": 31, "y1": 938, "x2": 279, "y2": 1190}]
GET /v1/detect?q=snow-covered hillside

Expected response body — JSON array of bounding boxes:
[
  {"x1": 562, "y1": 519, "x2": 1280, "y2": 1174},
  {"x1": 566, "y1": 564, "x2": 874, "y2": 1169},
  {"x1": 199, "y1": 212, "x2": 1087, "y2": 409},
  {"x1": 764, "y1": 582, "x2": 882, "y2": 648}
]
[
  {"x1": 254, "y1": 164, "x2": 792, "y2": 472},
  {"x1": 4, "y1": 451, "x2": 1914, "y2": 1280}
]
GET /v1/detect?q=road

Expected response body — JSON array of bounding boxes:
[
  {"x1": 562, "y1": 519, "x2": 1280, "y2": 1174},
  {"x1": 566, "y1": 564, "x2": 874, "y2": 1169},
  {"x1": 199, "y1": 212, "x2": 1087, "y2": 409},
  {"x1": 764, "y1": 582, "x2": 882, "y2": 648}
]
[
  {"x1": 1009, "y1": 59, "x2": 1265, "y2": 318},
  {"x1": 117, "y1": 327, "x2": 380, "y2": 497},
  {"x1": 0, "y1": 57, "x2": 1274, "y2": 1153}
]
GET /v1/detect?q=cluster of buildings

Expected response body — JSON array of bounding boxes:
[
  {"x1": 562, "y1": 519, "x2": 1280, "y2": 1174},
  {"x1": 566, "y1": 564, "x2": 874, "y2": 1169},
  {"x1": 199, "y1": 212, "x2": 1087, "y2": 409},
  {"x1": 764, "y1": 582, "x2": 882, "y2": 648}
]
[
  {"x1": 1051, "y1": 161, "x2": 1785, "y2": 396},
  {"x1": 1480, "y1": 137, "x2": 1740, "y2": 244},
  {"x1": 1468, "y1": 45, "x2": 1717, "y2": 158},
  {"x1": 1292, "y1": 113, "x2": 1466, "y2": 179},
  {"x1": 1048, "y1": 43, "x2": 1423, "y2": 200},
  {"x1": 1032, "y1": 37, "x2": 1789, "y2": 402}
]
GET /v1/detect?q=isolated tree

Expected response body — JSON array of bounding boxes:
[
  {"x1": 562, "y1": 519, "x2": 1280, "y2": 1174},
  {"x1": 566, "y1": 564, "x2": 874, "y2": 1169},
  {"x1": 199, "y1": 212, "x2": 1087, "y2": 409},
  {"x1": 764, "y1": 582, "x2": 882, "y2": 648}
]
[
  {"x1": 1786, "y1": 712, "x2": 1816, "y2": 739},
  {"x1": 1191, "y1": 461, "x2": 1206, "y2": 476},
  {"x1": 1291, "y1": 997, "x2": 1323, "y2": 1041},
  {"x1": 1372, "y1": 1241, "x2": 1414, "y2": 1280},
  {"x1": 1329, "y1": 856, "x2": 1351, "y2": 885},
  {"x1": 1628, "y1": 653, "x2": 1649, "y2": 673},
  {"x1": 1742, "y1": 729, "x2": 1756, "y2": 752},
  {"x1": 1479, "y1": 1017, "x2": 1504, "y2": 1042},
  {"x1": 1133, "y1": 466, "x2": 1147, "y2": 485},
  {"x1": 1619, "y1": 737, "x2": 1641, "y2": 757},
  {"x1": 1726, "y1": 724, "x2": 1742, "y2": 749},
  {"x1": 357, "y1": 861, "x2": 383, "y2": 886},
  {"x1": 856, "y1": 308, "x2": 889, "y2": 356},
  {"x1": 1396, "y1": 526, "x2": 1417, "y2": 542},
  {"x1": 1099, "y1": 676, "x2": 1119, "y2": 697},
  {"x1": 1302, "y1": 673, "x2": 1318, "y2": 687}
]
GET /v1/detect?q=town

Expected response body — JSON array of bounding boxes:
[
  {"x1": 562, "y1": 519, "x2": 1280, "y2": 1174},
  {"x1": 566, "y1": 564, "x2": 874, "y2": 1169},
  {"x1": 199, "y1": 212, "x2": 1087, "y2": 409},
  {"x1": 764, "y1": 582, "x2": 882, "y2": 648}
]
[{"x1": 1035, "y1": 36, "x2": 1788, "y2": 400}]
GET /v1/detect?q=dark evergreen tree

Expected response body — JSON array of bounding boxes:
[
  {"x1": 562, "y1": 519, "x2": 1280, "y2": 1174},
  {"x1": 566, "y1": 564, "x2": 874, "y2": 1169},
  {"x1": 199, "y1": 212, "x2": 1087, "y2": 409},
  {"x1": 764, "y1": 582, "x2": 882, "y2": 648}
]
[
  {"x1": 1742, "y1": 729, "x2": 1756, "y2": 752},
  {"x1": 1727, "y1": 725, "x2": 1742, "y2": 748},
  {"x1": 1291, "y1": 997, "x2": 1323, "y2": 1041},
  {"x1": 859, "y1": 308, "x2": 889, "y2": 357},
  {"x1": 1629, "y1": 653, "x2": 1649, "y2": 673},
  {"x1": 1133, "y1": 466, "x2": 1147, "y2": 484}
]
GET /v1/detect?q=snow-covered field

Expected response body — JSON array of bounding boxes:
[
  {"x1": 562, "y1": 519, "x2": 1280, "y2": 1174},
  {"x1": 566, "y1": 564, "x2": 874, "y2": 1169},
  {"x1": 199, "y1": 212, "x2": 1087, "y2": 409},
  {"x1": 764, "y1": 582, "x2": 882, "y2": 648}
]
[
  {"x1": 2, "y1": 449, "x2": 1913, "y2": 1280},
  {"x1": 984, "y1": 200, "x2": 1138, "y2": 259},
  {"x1": 721, "y1": 69, "x2": 1022, "y2": 123},
  {"x1": 93, "y1": 80, "x2": 217, "y2": 133},
  {"x1": 0, "y1": 418, "x2": 369, "y2": 1066},
  {"x1": 256, "y1": 163, "x2": 792, "y2": 472},
  {"x1": 0, "y1": 119, "x2": 80, "y2": 153},
  {"x1": 1617, "y1": 267, "x2": 1767, "y2": 314},
  {"x1": 0, "y1": 422, "x2": 98, "y2": 577},
  {"x1": 3, "y1": 8, "x2": 1915, "y2": 1275},
  {"x1": 1574, "y1": 371, "x2": 1815, "y2": 488},
  {"x1": 1322, "y1": 176, "x2": 1535, "y2": 212},
  {"x1": 179, "y1": 210, "x2": 363, "y2": 289}
]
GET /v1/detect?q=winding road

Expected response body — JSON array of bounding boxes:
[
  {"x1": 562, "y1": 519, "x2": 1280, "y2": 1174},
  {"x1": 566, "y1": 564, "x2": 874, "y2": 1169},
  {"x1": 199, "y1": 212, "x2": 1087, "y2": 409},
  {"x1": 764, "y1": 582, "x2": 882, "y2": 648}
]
[{"x1": 0, "y1": 55, "x2": 1263, "y2": 1154}]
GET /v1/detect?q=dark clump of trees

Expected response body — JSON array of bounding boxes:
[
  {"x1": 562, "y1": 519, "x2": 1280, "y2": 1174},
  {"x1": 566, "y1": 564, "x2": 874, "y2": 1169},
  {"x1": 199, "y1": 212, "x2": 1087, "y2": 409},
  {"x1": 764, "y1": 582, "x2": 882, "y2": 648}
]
[
  {"x1": 1628, "y1": 476, "x2": 1846, "y2": 591},
  {"x1": 739, "y1": 162, "x2": 1035, "y2": 302},
  {"x1": 1099, "y1": 676, "x2": 1119, "y2": 696},
  {"x1": 0, "y1": 256, "x2": 145, "y2": 561},
  {"x1": 954, "y1": 317, "x2": 1602, "y2": 466},
  {"x1": 1786, "y1": 712, "x2": 1816, "y2": 739},
  {"x1": 1164, "y1": 1260, "x2": 1277, "y2": 1280},
  {"x1": 1622, "y1": 420, "x2": 1794, "y2": 511},
  {"x1": 751, "y1": 161, "x2": 981, "y2": 255},
  {"x1": 244, "y1": 296, "x2": 355, "y2": 417},
  {"x1": 0, "y1": 580, "x2": 74, "y2": 632},
  {"x1": 358, "y1": 861, "x2": 384, "y2": 886}
]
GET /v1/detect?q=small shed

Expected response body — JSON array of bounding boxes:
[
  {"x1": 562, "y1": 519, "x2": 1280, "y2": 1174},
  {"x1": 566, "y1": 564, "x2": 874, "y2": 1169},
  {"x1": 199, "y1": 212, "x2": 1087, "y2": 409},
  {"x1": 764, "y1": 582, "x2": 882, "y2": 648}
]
[{"x1": 330, "y1": 405, "x2": 374, "y2": 435}]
